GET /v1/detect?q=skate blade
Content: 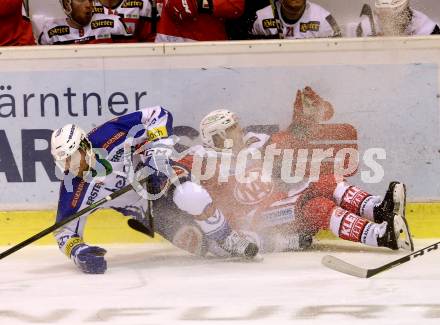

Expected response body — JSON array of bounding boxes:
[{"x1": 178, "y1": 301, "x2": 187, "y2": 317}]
[
  {"x1": 394, "y1": 214, "x2": 414, "y2": 251},
  {"x1": 392, "y1": 183, "x2": 406, "y2": 216}
]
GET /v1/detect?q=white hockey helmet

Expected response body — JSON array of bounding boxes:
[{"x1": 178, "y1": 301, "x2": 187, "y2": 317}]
[
  {"x1": 375, "y1": 0, "x2": 409, "y2": 11},
  {"x1": 51, "y1": 124, "x2": 94, "y2": 173},
  {"x1": 200, "y1": 109, "x2": 239, "y2": 150}
]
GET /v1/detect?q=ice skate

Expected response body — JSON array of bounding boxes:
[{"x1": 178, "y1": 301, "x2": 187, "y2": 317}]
[
  {"x1": 374, "y1": 182, "x2": 413, "y2": 251},
  {"x1": 377, "y1": 213, "x2": 414, "y2": 251},
  {"x1": 374, "y1": 181, "x2": 406, "y2": 223},
  {"x1": 219, "y1": 230, "x2": 259, "y2": 259}
]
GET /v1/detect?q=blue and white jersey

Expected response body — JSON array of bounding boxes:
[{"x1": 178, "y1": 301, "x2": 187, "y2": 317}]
[{"x1": 54, "y1": 106, "x2": 174, "y2": 257}]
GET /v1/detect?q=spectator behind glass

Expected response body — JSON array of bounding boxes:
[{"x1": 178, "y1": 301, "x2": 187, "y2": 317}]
[
  {"x1": 251, "y1": 0, "x2": 341, "y2": 39},
  {"x1": 225, "y1": 0, "x2": 269, "y2": 40},
  {"x1": 355, "y1": 0, "x2": 440, "y2": 37},
  {"x1": 155, "y1": 0, "x2": 244, "y2": 42},
  {"x1": 38, "y1": 0, "x2": 132, "y2": 45},
  {"x1": 0, "y1": 0, "x2": 35, "y2": 46},
  {"x1": 93, "y1": 0, "x2": 163, "y2": 42}
]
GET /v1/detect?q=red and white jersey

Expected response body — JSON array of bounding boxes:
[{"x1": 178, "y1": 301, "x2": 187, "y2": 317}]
[
  {"x1": 251, "y1": 1, "x2": 341, "y2": 39},
  {"x1": 38, "y1": 13, "x2": 131, "y2": 45},
  {"x1": 92, "y1": 0, "x2": 163, "y2": 41},
  {"x1": 178, "y1": 132, "x2": 295, "y2": 230},
  {"x1": 356, "y1": 8, "x2": 440, "y2": 36}
]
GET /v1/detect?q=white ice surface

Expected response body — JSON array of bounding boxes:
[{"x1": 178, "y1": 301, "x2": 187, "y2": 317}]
[{"x1": 1, "y1": 240, "x2": 439, "y2": 325}]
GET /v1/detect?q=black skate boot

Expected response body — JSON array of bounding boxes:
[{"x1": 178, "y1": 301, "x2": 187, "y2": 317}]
[
  {"x1": 373, "y1": 181, "x2": 406, "y2": 223},
  {"x1": 374, "y1": 182, "x2": 413, "y2": 251},
  {"x1": 377, "y1": 213, "x2": 413, "y2": 251},
  {"x1": 219, "y1": 230, "x2": 259, "y2": 259}
]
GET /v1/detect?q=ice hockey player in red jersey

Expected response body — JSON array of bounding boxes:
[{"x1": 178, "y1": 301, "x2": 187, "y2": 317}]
[
  {"x1": 155, "y1": 0, "x2": 244, "y2": 42},
  {"x1": 356, "y1": 0, "x2": 440, "y2": 37},
  {"x1": 0, "y1": 0, "x2": 35, "y2": 46},
  {"x1": 178, "y1": 102, "x2": 414, "y2": 253},
  {"x1": 39, "y1": 0, "x2": 132, "y2": 45},
  {"x1": 251, "y1": 0, "x2": 341, "y2": 39},
  {"x1": 93, "y1": 0, "x2": 163, "y2": 42}
]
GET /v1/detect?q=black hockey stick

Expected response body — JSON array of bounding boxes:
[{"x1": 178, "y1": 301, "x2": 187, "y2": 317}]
[
  {"x1": 358, "y1": 3, "x2": 376, "y2": 36},
  {"x1": 151, "y1": 0, "x2": 158, "y2": 34},
  {"x1": 322, "y1": 241, "x2": 440, "y2": 278},
  {"x1": 127, "y1": 198, "x2": 155, "y2": 238},
  {"x1": 0, "y1": 179, "x2": 148, "y2": 260},
  {"x1": 269, "y1": 0, "x2": 284, "y2": 39},
  {"x1": 23, "y1": 0, "x2": 30, "y2": 17}
]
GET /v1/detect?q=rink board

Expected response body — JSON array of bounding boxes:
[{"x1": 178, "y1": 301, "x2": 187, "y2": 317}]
[
  {"x1": 1, "y1": 35, "x2": 440, "y2": 257},
  {"x1": 0, "y1": 202, "x2": 438, "y2": 246},
  {"x1": 1, "y1": 38, "x2": 440, "y2": 209}
]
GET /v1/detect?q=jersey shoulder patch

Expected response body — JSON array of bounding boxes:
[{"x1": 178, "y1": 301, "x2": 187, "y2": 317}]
[
  {"x1": 262, "y1": 18, "x2": 277, "y2": 29},
  {"x1": 91, "y1": 18, "x2": 115, "y2": 29},
  {"x1": 121, "y1": 0, "x2": 144, "y2": 8},
  {"x1": 299, "y1": 21, "x2": 320, "y2": 32},
  {"x1": 48, "y1": 25, "x2": 70, "y2": 38}
]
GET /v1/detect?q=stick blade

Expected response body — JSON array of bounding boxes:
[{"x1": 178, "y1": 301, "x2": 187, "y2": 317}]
[{"x1": 321, "y1": 255, "x2": 368, "y2": 278}]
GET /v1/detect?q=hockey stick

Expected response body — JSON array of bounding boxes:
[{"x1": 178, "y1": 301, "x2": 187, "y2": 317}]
[
  {"x1": 269, "y1": 0, "x2": 285, "y2": 39},
  {"x1": 127, "y1": 198, "x2": 155, "y2": 238},
  {"x1": 0, "y1": 178, "x2": 148, "y2": 260},
  {"x1": 322, "y1": 241, "x2": 440, "y2": 278},
  {"x1": 23, "y1": 0, "x2": 30, "y2": 17},
  {"x1": 360, "y1": 3, "x2": 376, "y2": 36},
  {"x1": 151, "y1": 0, "x2": 158, "y2": 34}
]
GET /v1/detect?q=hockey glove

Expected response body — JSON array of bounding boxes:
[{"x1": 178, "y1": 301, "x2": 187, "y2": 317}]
[
  {"x1": 143, "y1": 147, "x2": 174, "y2": 195},
  {"x1": 164, "y1": 0, "x2": 199, "y2": 23},
  {"x1": 70, "y1": 243, "x2": 107, "y2": 274}
]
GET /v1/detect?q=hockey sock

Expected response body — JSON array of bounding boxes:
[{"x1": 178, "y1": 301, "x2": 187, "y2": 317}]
[
  {"x1": 334, "y1": 182, "x2": 381, "y2": 221},
  {"x1": 329, "y1": 207, "x2": 387, "y2": 247}
]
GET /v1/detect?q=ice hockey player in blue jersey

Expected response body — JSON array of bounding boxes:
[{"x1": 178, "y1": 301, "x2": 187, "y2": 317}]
[{"x1": 51, "y1": 106, "x2": 259, "y2": 274}]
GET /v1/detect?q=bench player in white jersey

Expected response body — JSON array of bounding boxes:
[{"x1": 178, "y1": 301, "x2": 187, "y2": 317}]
[
  {"x1": 356, "y1": 0, "x2": 440, "y2": 37},
  {"x1": 93, "y1": 0, "x2": 163, "y2": 42},
  {"x1": 51, "y1": 106, "x2": 258, "y2": 274},
  {"x1": 178, "y1": 108, "x2": 414, "y2": 254},
  {"x1": 251, "y1": 0, "x2": 341, "y2": 39},
  {"x1": 38, "y1": 0, "x2": 131, "y2": 45}
]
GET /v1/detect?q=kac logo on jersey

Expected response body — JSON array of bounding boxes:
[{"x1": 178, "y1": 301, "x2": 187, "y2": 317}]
[
  {"x1": 300, "y1": 21, "x2": 320, "y2": 33},
  {"x1": 262, "y1": 18, "x2": 277, "y2": 29},
  {"x1": 233, "y1": 168, "x2": 274, "y2": 205},
  {"x1": 91, "y1": 19, "x2": 115, "y2": 30},
  {"x1": 48, "y1": 26, "x2": 70, "y2": 38}
]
